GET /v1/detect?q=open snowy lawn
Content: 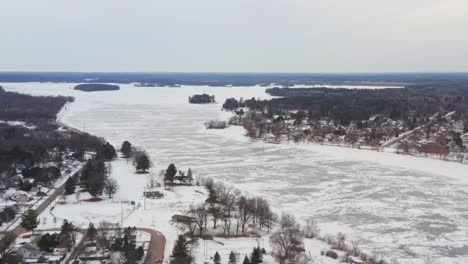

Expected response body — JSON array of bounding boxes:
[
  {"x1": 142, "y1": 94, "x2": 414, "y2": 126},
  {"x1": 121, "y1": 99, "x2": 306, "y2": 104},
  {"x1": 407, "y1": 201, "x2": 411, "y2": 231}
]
[{"x1": 4, "y1": 83, "x2": 468, "y2": 263}]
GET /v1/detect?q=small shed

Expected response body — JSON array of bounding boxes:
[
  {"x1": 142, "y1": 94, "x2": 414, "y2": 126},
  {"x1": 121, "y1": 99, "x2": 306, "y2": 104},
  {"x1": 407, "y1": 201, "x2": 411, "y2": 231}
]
[
  {"x1": 144, "y1": 191, "x2": 164, "y2": 199},
  {"x1": 172, "y1": 214, "x2": 196, "y2": 223}
]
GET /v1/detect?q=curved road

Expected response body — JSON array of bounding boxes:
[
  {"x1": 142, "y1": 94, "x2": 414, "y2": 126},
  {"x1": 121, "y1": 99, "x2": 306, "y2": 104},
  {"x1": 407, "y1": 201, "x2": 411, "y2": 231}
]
[{"x1": 65, "y1": 228, "x2": 165, "y2": 264}]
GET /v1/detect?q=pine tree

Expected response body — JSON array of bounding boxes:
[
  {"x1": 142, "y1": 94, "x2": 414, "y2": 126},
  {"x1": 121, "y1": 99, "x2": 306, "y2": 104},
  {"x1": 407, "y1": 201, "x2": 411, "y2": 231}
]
[
  {"x1": 136, "y1": 154, "x2": 151, "y2": 173},
  {"x1": 243, "y1": 255, "x2": 251, "y2": 264},
  {"x1": 61, "y1": 219, "x2": 77, "y2": 248},
  {"x1": 97, "y1": 142, "x2": 117, "y2": 160},
  {"x1": 172, "y1": 235, "x2": 189, "y2": 258},
  {"x1": 250, "y1": 247, "x2": 263, "y2": 264},
  {"x1": 214, "y1": 251, "x2": 221, "y2": 264},
  {"x1": 87, "y1": 222, "x2": 97, "y2": 241},
  {"x1": 229, "y1": 251, "x2": 236, "y2": 263},
  {"x1": 65, "y1": 177, "x2": 75, "y2": 195},
  {"x1": 120, "y1": 141, "x2": 133, "y2": 158},
  {"x1": 164, "y1": 163, "x2": 177, "y2": 184},
  {"x1": 20, "y1": 209, "x2": 39, "y2": 234}
]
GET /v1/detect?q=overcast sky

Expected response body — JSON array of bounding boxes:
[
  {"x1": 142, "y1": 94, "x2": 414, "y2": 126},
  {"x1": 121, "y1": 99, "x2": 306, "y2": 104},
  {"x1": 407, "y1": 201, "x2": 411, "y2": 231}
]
[{"x1": 0, "y1": 0, "x2": 467, "y2": 73}]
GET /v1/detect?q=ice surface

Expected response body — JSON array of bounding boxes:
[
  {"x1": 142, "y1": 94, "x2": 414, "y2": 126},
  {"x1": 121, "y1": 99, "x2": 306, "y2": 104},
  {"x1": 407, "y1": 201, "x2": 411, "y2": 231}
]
[{"x1": 3, "y1": 82, "x2": 468, "y2": 263}]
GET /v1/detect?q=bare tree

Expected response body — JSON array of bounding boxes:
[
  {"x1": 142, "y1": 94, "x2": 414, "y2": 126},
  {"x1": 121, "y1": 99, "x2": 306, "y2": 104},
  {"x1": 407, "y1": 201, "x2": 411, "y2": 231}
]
[
  {"x1": 97, "y1": 221, "x2": 115, "y2": 250},
  {"x1": 335, "y1": 232, "x2": 347, "y2": 250},
  {"x1": 303, "y1": 217, "x2": 320, "y2": 238},
  {"x1": 208, "y1": 204, "x2": 221, "y2": 229},
  {"x1": 255, "y1": 197, "x2": 271, "y2": 230},
  {"x1": 218, "y1": 185, "x2": 240, "y2": 235},
  {"x1": 147, "y1": 174, "x2": 158, "y2": 189},
  {"x1": 351, "y1": 239, "x2": 362, "y2": 256},
  {"x1": 269, "y1": 224, "x2": 305, "y2": 264},
  {"x1": 188, "y1": 203, "x2": 208, "y2": 236},
  {"x1": 237, "y1": 195, "x2": 255, "y2": 233},
  {"x1": 279, "y1": 213, "x2": 296, "y2": 230},
  {"x1": 103, "y1": 178, "x2": 119, "y2": 198}
]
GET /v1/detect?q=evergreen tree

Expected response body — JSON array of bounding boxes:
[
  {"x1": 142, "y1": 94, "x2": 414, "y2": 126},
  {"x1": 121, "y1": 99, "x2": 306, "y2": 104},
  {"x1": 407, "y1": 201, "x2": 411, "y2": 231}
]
[
  {"x1": 37, "y1": 233, "x2": 58, "y2": 251},
  {"x1": 64, "y1": 177, "x2": 75, "y2": 195},
  {"x1": 61, "y1": 219, "x2": 77, "y2": 248},
  {"x1": 243, "y1": 255, "x2": 251, "y2": 264},
  {"x1": 87, "y1": 222, "x2": 97, "y2": 241},
  {"x1": 80, "y1": 159, "x2": 107, "y2": 187},
  {"x1": 214, "y1": 251, "x2": 221, "y2": 264},
  {"x1": 172, "y1": 235, "x2": 189, "y2": 258},
  {"x1": 88, "y1": 171, "x2": 106, "y2": 197},
  {"x1": 18, "y1": 179, "x2": 32, "y2": 192},
  {"x1": 164, "y1": 163, "x2": 177, "y2": 184},
  {"x1": 135, "y1": 154, "x2": 151, "y2": 173},
  {"x1": 120, "y1": 141, "x2": 133, "y2": 158},
  {"x1": 20, "y1": 209, "x2": 39, "y2": 234},
  {"x1": 250, "y1": 247, "x2": 263, "y2": 264},
  {"x1": 187, "y1": 168, "x2": 193, "y2": 184},
  {"x1": 229, "y1": 251, "x2": 236, "y2": 263},
  {"x1": 97, "y1": 142, "x2": 117, "y2": 160}
]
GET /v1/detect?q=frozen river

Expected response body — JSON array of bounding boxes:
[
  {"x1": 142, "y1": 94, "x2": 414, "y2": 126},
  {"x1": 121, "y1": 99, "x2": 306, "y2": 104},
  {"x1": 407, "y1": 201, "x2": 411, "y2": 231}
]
[{"x1": 4, "y1": 83, "x2": 468, "y2": 263}]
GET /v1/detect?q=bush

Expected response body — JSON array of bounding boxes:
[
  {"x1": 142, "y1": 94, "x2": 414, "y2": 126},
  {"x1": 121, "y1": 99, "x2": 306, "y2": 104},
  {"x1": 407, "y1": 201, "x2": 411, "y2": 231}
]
[{"x1": 325, "y1": 250, "x2": 338, "y2": 259}]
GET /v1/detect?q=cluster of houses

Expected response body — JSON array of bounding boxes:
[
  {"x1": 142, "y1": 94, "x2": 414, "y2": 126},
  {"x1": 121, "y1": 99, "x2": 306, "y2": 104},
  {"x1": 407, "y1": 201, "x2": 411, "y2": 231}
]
[
  {"x1": 9, "y1": 236, "x2": 68, "y2": 264},
  {"x1": 236, "y1": 110, "x2": 468, "y2": 161}
]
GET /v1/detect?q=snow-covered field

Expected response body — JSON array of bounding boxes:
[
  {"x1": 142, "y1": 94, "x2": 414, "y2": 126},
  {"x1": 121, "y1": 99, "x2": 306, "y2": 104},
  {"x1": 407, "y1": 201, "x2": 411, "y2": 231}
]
[{"x1": 3, "y1": 82, "x2": 468, "y2": 263}]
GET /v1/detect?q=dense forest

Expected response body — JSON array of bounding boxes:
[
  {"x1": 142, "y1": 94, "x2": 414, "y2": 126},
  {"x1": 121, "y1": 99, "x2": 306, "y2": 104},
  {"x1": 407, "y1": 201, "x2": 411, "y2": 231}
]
[
  {"x1": 188, "y1": 94, "x2": 215, "y2": 104},
  {"x1": 0, "y1": 88, "x2": 73, "y2": 122},
  {"x1": 223, "y1": 86, "x2": 468, "y2": 126},
  {"x1": 74, "y1": 83, "x2": 120, "y2": 92},
  {"x1": 0, "y1": 89, "x2": 105, "y2": 180}
]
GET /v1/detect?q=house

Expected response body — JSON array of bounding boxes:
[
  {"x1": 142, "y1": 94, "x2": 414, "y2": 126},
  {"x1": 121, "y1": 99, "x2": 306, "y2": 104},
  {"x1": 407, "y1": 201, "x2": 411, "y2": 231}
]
[
  {"x1": 172, "y1": 214, "x2": 196, "y2": 223},
  {"x1": 9, "y1": 191, "x2": 32, "y2": 202},
  {"x1": 79, "y1": 249, "x2": 110, "y2": 261},
  {"x1": 419, "y1": 143, "x2": 449, "y2": 156},
  {"x1": 16, "y1": 244, "x2": 42, "y2": 259},
  {"x1": 143, "y1": 191, "x2": 164, "y2": 199}
]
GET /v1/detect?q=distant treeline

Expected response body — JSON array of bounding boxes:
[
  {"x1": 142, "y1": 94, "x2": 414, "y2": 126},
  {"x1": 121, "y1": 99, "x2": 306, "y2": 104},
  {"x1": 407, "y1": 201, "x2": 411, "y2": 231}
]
[
  {"x1": 188, "y1": 94, "x2": 215, "y2": 104},
  {"x1": 223, "y1": 86, "x2": 468, "y2": 125},
  {"x1": 74, "y1": 83, "x2": 120, "y2": 92},
  {"x1": 2, "y1": 72, "x2": 468, "y2": 87}
]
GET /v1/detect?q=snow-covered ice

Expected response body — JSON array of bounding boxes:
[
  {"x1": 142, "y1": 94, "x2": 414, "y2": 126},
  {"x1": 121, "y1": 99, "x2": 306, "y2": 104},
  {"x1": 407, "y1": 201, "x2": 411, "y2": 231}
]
[{"x1": 3, "y1": 82, "x2": 468, "y2": 263}]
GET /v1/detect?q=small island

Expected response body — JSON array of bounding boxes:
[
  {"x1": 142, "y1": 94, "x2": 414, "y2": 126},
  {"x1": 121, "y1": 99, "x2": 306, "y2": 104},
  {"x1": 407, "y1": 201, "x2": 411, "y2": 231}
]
[
  {"x1": 188, "y1": 94, "x2": 215, "y2": 104},
  {"x1": 74, "y1": 83, "x2": 120, "y2": 92}
]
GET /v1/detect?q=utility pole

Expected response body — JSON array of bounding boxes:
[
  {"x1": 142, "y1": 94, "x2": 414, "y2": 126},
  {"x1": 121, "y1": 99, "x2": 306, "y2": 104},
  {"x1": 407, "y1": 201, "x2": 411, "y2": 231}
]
[{"x1": 143, "y1": 187, "x2": 147, "y2": 210}]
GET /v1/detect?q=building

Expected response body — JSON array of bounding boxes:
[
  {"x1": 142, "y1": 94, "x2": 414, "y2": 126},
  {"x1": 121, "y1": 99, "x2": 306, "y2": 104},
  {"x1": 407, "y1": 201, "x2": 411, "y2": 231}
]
[
  {"x1": 172, "y1": 214, "x2": 196, "y2": 223},
  {"x1": 419, "y1": 143, "x2": 449, "y2": 156},
  {"x1": 16, "y1": 244, "x2": 42, "y2": 260},
  {"x1": 143, "y1": 191, "x2": 164, "y2": 199},
  {"x1": 9, "y1": 191, "x2": 33, "y2": 202}
]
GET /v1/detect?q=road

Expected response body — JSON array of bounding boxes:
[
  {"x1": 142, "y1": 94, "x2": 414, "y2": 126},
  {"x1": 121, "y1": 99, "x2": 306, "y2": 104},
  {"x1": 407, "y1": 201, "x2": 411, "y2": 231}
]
[{"x1": 64, "y1": 227, "x2": 165, "y2": 264}]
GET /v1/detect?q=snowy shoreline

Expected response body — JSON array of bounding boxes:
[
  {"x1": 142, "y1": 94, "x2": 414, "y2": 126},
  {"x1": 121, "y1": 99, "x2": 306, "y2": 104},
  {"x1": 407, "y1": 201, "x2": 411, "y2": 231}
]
[{"x1": 4, "y1": 82, "x2": 468, "y2": 263}]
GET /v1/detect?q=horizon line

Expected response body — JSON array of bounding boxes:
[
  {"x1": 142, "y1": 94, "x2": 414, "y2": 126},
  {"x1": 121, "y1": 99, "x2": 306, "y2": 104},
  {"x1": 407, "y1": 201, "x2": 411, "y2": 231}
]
[{"x1": 0, "y1": 70, "x2": 468, "y2": 75}]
